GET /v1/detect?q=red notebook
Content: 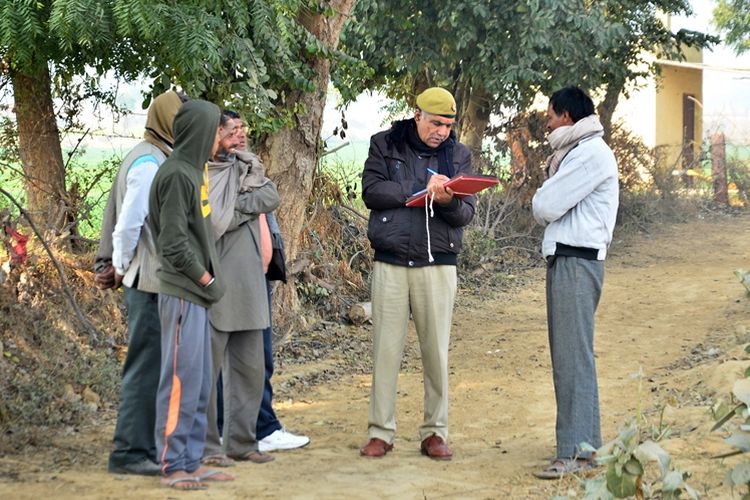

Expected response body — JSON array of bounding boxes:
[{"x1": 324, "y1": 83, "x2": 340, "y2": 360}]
[{"x1": 405, "y1": 174, "x2": 499, "y2": 207}]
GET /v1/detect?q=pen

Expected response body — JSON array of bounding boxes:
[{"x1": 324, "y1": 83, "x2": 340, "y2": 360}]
[{"x1": 426, "y1": 168, "x2": 438, "y2": 176}]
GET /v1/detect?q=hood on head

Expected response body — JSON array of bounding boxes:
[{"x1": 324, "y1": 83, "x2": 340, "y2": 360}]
[
  {"x1": 144, "y1": 91, "x2": 183, "y2": 154},
  {"x1": 171, "y1": 100, "x2": 221, "y2": 168}
]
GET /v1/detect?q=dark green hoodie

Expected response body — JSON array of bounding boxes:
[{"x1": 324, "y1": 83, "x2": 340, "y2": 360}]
[{"x1": 148, "y1": 100, "x2": 225, "y2": 307}]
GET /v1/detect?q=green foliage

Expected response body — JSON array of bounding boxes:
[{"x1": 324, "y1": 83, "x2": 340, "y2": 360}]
[
  {"x1": 336, "y1": 0, "x2": 622, "y2": 114},
  {"x1": 595, "y1": 1, "x2": 716, "y2": 98},
  {"x1": 334, "y1": 0, "x2": 715, "y2": 139},
  {"x1": 1, "y1": 0, "x2": 329, "y2": 138},
  {"x1": 713, "y1": 0, "x2": 750, "y2": 54},
  {"x1": 581, "y1": 421, "x2": 698, "y2": 499},
  {"x1": 711, "y1": 345, "x2": 750, "y2": 498}
]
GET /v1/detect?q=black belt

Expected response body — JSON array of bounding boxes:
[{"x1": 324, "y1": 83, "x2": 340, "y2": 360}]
[{"x1": 549, "y1": 243, "x2": 599, "y2": 262}]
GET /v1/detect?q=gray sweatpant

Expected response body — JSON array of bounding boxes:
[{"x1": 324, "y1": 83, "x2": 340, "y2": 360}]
[
  {"x1": 546, "y1": 256, "x2": 603, "y2": 459},
  {"x1": 154, "y1": 294, "x2": 212, "y2": 475}
]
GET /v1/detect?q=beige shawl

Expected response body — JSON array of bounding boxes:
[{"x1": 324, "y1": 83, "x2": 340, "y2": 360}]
[{"x1": 545, "y1": 114, "x2": 604, "y2": 177}]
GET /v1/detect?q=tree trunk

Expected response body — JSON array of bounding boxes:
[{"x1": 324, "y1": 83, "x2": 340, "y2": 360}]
[
  {"x1": 260, "y1": 0, "x2": 357, "y2": 329},
  {"x1": 11, "y1": 66, "x2": 69, "y2": 232},
  {"x1": 596, "y1": 81, "x2": 623, "y2": 144},
  {"x1": 711, "y1": 132, "x2": 728, "y2": 205},
  {"x1": 507, "y1": 113, "x2": 545, "y2": 206},
  {"x1": 458, "y1": 87, "x2": 491, "y2": 172}
]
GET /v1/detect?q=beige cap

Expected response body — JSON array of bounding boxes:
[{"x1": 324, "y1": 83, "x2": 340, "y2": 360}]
[{"x1": 416, "y1": 87, "x2": 457, "y2": 118}]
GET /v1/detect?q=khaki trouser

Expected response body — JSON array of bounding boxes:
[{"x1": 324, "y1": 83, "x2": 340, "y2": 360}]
[{"x1": 367, "y1": 262, "x2": 457, "y2": 443}]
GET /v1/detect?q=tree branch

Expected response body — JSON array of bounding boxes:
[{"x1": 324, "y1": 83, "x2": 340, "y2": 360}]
[{"x1": 0, "y1": 187, "x2": 101, "y2": 342}]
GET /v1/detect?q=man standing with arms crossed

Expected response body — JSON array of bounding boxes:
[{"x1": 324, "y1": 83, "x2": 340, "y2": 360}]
[
  {"x1": 149, "y1": 99, "x2": 232, "y2": 490},
  {"x1": 94, "y1": 90, "x2": 183, "y2": 476},
  {"x1": 532, "y1": 86, "x2": 619, "y2": 479},
  {"x1": 203, "y1": 110, "x2": 280, "y2": 466},
  {"x1": 359, "y1": 87, "x2": 475, "y2": 460}
]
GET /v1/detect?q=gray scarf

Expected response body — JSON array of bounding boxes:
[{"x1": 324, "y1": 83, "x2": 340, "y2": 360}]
[
  {"x1": 207, "y1": 153, "x2": 245, "y2": 239},
  {"x1": 207, "y1": 150, "x2": 270, "y2": 238}
]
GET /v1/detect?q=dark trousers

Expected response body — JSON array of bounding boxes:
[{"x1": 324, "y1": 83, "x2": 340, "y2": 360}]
[
  {"x1": 256, "y1": 322, "x2": 282, "y2": 440},
  {"x1": 108, "y1": 286, "x2": 161, "y2": 468},
  {"x1": 217, "y1": 281, "x2": 282, "y2": 440}
]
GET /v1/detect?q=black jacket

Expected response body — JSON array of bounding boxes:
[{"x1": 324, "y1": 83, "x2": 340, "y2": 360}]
[{"x1": 362, "y1": 120, "x2": 475, "y2": 267}]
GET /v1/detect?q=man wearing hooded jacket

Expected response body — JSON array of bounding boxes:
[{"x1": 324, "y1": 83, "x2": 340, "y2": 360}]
[
  {"x1": 359, "y1": 87, "x2": 475, "y2": 461},
  {"x1": 149, "y1": 99, "x2": 232, "y2": 490},
  {"x1": 94, "y1": 90, "x2": 184, "y2": 476}
]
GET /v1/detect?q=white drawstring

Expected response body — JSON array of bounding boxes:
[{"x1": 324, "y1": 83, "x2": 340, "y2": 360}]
[{"x1": 425, "y1": 191, "x2": 435, "y2": 263}]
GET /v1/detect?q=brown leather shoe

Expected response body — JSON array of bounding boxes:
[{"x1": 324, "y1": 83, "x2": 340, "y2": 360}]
[
  {"x1": 360, "y1": 438, "x2": 393, "y2": 458},
  {"x1": 420, "y1": 434, "x2": 453, "y2": 460}
]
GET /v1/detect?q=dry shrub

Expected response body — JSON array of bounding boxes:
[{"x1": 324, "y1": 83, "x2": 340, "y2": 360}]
[
  {"x1": 458, "y1": 183, "x2": 542, "y2": 289},
  {"x1": 608, "y1": 123, "x2": 652, "y2": 193},
  {"x1": 727, "y1": 155, "x2": 750, "y2": 206},
  {"x1": 0, "y1": 239, "x2": 125, "y2": 451},
  {"x1": 291, "y1": 170, "x2": 371, "y2": 322}
]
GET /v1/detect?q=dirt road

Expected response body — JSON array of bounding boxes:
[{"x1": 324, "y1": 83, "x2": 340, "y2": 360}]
[{"x1": 2, "y1": 214, "x2": 749, "y2": 498}]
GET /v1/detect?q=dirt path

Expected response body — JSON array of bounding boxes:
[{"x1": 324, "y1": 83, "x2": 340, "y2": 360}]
[{"x1": 2, "y1": 214, "x2": 749, "y2": 498}]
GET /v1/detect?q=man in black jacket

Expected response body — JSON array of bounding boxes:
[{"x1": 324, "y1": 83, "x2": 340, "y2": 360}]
[{"x1": 359, "y1": 87, "x2": 475, "y2": 460}]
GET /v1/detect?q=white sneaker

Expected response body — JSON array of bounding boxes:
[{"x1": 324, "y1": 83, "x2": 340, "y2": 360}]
[{"x1": 258, "y1": 429, "x2": 310, "y2": 452}]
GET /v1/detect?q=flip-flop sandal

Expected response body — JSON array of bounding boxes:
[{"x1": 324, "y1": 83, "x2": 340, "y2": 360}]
[
  {"x1": 533, "y1": 458, "x2": 594, "y2": 480},
  {"x1": 231, "y1": 451, "x2": 275, "y2": 464},
  {"x1": 202, "y1": 454, "x2": 236, "y2": 467},
  {"x1": 196, "y1": 469, "x2": 235, "y2": 482},
  {"x1": 163, "y1": 477, "x2": 208, "y2": 490}
]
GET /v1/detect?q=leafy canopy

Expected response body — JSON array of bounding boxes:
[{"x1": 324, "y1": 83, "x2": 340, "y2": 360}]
[
  {"x1": 335, "y1": 0, "x2": 715, "y2": 117},
  {"x1": 335, "y1": 0, "x2": 624, "y2": 114},
  {"x1": 0, "y1": 0, "x2": 324, "y2": 134},
  {"x1": 713, "y1": 0, "x2": 750, "y2": 54}
]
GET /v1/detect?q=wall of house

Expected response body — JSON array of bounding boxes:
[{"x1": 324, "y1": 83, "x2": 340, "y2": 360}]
[{"x1": 654, "y1": 46, "x2": 703, "y2": 172}]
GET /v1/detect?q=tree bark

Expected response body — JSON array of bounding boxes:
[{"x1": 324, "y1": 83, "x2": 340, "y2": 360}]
[
  {"x1": 596, "y1": 81, "x2": 623, "y2": 144},
  {"x1": 507, "y1": 113, "x2": 545, "y2": 206},
  {"x1": 11, "y1": 65, "x2": 69, "y2": 232},
  {"x1": 260, "y1": 0, "x2": 357, "y2": 327},
  {"x1": 458, "y1": 87, "x2": 491, "y2": 172}
]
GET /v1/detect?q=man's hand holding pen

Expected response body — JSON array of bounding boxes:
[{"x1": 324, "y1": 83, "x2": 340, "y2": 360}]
[{"x1": 426, "y1": 169, "x2": 453, "y2": 205}]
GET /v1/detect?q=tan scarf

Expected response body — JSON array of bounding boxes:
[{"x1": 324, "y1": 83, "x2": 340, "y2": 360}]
[
  {"x1": 208, "y1": 150, "x2": 271, "y2": 240},
  {"x1": 237, "y1": 150, "x2": 269, "y2": 192},
  {"x1": 545, "y1": 114, "x2": 604, "y2": 177}
]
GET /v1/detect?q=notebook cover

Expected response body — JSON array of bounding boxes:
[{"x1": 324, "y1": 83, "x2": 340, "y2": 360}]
[{"x1": 405, "y1": 174, "x2": 499, "y2": 207}]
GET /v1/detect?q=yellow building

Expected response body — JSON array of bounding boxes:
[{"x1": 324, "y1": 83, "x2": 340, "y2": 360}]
[
  {"x1": 654, "y1": 45, "x2": 704, "y2": 175},
  {"x1": 614, "y1": 46, "x2": 704, "y2": 178}
]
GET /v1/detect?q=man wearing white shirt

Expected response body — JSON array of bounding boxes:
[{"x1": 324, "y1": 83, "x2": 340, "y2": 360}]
[
  {"x1": 531, "y1": 86, "x2": 618, "y2": 479},
  {"x1": 94, "y1": 90, "x2": 185, "y2": 475}
]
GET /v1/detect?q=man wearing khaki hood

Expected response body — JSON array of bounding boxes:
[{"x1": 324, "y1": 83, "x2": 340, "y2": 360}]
[{"x1": 94, "y1": 90, "x2": 185, "y2": 476}]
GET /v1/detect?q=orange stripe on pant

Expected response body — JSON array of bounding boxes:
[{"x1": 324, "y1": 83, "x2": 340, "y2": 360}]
[{"x1": 160, "y1": 299, "x2": 184, "y2": 472}]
